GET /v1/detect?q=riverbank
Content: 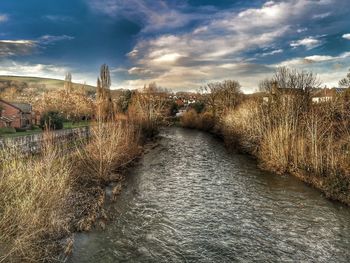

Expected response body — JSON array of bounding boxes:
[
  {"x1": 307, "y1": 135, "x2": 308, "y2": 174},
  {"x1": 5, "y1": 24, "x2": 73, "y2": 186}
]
[
  {"x1": 0, "y1": 121, "x2": 149, "y2": 262},
  {"x1": 180, "y1": 97, "x2": 350, "y2": 206}
]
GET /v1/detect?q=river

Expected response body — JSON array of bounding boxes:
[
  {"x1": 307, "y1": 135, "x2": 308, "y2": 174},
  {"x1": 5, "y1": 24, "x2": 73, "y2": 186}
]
[{"x1": 69, "y1": 127, "x2": 350, "y2": 262}]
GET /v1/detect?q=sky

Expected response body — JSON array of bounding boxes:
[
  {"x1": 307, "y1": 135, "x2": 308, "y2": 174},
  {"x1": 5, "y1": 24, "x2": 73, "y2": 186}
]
[{"x1": 0, "y1": 0, "x2": 350, "y2": 92}]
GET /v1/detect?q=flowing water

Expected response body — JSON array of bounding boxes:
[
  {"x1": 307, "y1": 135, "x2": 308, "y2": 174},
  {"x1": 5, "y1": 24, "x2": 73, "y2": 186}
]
[{"x1": 69, "y1": 128, "x2": 350, "y2": 262}]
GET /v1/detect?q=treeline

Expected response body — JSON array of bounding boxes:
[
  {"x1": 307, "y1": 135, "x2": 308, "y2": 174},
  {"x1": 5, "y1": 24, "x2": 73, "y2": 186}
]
[
  {"x1": 181, "y1": 67, "x2": 350, "y2": 204},
  {"x1": 0, "y1": 65, "x2": 167, "y2": 262}
]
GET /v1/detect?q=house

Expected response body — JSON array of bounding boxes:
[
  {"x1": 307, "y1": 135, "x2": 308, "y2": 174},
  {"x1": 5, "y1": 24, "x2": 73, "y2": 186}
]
[
  {"x1": 261, "y1": 84, "x2": 305, "y2": 104},
  {"x1": 311, "y1": 87, "x2": 348, "y2": 103},
  {"x1": 0, "y1": 99, "x2": 33, "y2": 129},
  {"x1": 311, "y1": 88, "x2": 334, "y2": 103}
]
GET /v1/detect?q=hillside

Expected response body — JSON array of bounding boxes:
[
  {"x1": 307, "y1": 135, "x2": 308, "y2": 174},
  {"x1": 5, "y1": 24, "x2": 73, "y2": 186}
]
[{"x1": 0, "y1": 75, "x2": 96, "y2": 96}]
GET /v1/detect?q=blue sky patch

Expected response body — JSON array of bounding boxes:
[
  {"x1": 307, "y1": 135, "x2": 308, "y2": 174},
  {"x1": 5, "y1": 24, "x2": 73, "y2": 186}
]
[{"x1": 0, "y1": 0, "x2": 349, "y2": 92}]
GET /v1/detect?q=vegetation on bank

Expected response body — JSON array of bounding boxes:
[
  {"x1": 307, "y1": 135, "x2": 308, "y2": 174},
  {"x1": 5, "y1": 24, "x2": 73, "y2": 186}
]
[
  {"x1": 0, "y1": 65, "x2": 166, "y2": 262},
  {"x1": 181, "y1": 67, "x2": 350, "y2": 204},
  {"x1": 1, "y1": 62, "x2": 349, "y2": 261},
  {"x1": 0, "y1": 122, "x2": 90, "y2": 138}
]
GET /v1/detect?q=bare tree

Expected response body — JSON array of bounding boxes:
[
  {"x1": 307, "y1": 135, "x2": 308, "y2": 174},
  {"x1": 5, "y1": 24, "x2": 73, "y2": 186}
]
[
  {"x1": 64, "y1": 72, "x2": 72, "y2": 93},
  {"x1": 259, "y1": 78, "x2": 274, "y2": 93},
  {"x1": 339, "y1": 69, "x2": 350, "y2": 88},
  {"x1": 273, "y1": 67, "x2": 321, "y2": 91},
  {"x1": 201, "y1": 80, "x2": 242, "y2": 117},
  {"x1": 260, "y1": 67, "x2": 322, "y2": 111}
]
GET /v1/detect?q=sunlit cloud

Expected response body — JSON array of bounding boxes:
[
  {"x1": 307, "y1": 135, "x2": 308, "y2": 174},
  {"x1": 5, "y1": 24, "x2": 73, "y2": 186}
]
[
  {"x1": 0, "y1": 59, "x2": 68, "y2": 77},
  {"x1": 122, "y1": 0, "x2": 344, "y2": 91},
  {"x1": 0, "y1": 40, "x2": 37, "y2": 57},
  {"x1": 2, "y1": 0, "x2": 350, "y2": 91},
  {"x1": 290, "y1": 37, "x2": 321, "y2": 49},
  {"x1": 261, "y1": 49, "x2": 283, "y2": 57}
]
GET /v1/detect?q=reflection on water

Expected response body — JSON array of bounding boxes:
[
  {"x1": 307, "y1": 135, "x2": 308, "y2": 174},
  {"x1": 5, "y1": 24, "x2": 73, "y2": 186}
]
[{"x1": 69, "y1": 128, "x2": 350, "y2": 262}]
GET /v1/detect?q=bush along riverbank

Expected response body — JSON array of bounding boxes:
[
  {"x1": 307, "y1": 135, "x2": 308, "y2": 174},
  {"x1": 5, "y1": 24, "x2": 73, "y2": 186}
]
[
  {"x1": 180, "y1": 67, "x2": 350, "y2": 205},
  {"x1": 0, "y1": 72, "x2": 166, "y2": 262},
  {"x1": 0, "y1": 120, "x2": 149, "y2": 262}
]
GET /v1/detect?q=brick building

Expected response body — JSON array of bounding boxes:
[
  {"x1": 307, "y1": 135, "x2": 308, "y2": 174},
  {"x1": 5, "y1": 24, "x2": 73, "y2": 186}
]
[{"x1": 0, "y1": 99, "x2": 33, "y2": 129}]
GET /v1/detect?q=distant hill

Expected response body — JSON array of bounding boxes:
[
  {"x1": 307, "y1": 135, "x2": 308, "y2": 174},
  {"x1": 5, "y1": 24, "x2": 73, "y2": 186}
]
[{"x1": 0, "y1": 75, "x2": 96, "y2": 96}]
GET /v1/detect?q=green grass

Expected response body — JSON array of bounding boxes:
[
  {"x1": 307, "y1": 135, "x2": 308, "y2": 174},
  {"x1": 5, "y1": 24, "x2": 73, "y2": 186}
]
[
  {"x1": 0, "y1": 127, "x2": 42, "y2": 138},
  {"x1": 0, "y1": 122, "x2": 91, "y2": 138},
  {"x1": 63, "y1": 121, "x2": 90, "y2": 129}
]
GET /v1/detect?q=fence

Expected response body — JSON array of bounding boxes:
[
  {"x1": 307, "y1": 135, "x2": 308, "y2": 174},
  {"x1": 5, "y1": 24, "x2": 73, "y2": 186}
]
[{"x1": 0, "y1": 127, "x2": 91, "y2": 154}]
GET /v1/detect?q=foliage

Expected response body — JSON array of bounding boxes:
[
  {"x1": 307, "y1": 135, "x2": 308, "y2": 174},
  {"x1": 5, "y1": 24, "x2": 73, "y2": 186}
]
[
  {"x1": 169, "y1": 101, "x2": 179, "y2": 116},
  {"x1": 40, "y1": 111, "x2": 64, "y2": 130},
  {"x1": 190, "y1": 101, "x2": 205, "y2": 113},
  {"x1": 34, "y1": 89, "x2": 94, "y2": 122},
  {"x1": 115, "y1": 89, "x2": 132, "y2": 113},
  {"x1": 0, "y1": 127, "x2": 16, "y2": 134}
]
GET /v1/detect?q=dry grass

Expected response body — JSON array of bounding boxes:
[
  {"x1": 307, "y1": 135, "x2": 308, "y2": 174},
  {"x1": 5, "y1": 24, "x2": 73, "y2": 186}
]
[
  {"x1": 222, "y1": 96, "x2": 350, "y2": 203},
  {"x1": 127, "y1": 88, "x2": 166, "y2": 138},
  {"x1": 180, "y1": 110, "x2": 215, "y2": 131},
  {"x1": 75, "y1": 120, "x2": 141, "y2": 183},
  {"x1": 0, "y1": 117, "x2": 143, "y2": 262},
  {"x1": 0, "y1": 136, "x2": 72, "y2": 262}
]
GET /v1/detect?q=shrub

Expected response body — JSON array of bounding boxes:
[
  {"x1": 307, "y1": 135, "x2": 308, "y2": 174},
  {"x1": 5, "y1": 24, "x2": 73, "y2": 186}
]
[
  {"x1": 0, "y1": 137, "x2": 72, "y2": 262},
  {"x1": 0, "y1": 127, "x2": 16, "y2": 134},
  {"x1": 128, "y1": 88, "x2": 166, "y2": 138},
  {"x1": 199, "y1": 112, "x2": 215, "y2": 131},
  {"x1": 191, "y1": 102, "x2": 205, "y2": 113},
  {"x1": 75, "y1": 121, "x2": 140, "y2": 183},
  {"x1": 15, "y1": 127, "x2": 27, "y2": 132},
  {"x1": 180, "y1": 109, "x2": 199, "y2": 129},
  {"x1": 222, "y1": 96, "x2": 350, "y2": 203},
  {"x1": 40, "y1": 111, "x2": 64, "y2": 130}
]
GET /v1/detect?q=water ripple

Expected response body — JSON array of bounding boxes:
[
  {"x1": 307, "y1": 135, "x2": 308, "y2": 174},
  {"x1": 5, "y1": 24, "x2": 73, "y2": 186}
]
[{"x1": 70, "y1": 128, "x2": 350, "y2": 263}]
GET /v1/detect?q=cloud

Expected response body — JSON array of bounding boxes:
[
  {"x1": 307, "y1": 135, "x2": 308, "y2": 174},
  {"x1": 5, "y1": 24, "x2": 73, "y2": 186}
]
[
  {"x1": 0, "y1": 14, "x2": 8, "y2": 22},
  {"x1": 0, "y1": 40, "x2": 37, "y2": 57},
  {"x1": 0, "y1": 35, "x2": 74, "y2": 57},
  {"x1": 118, "y1": 62, "x2": 274, "y2": 92},
  {"x1": 0, "y1": 59, "x2": 99, "y2": 86},
  {"x1": 343, "y1": 33, "x2": 350, "y2": 40},
  {"x1": 78, "y1": 0, "x2": 350, "y2": 91},
  {"x1": 297, "y1": 28, "x2": 308, "y2": 33},
  {"x1": 276, "y1": 51, "x2": 350, "y2": 67},
  {"x1": 122, "y1": 0, "x2": 340, "y2": 91},
  {"x1": 290, "y1": 37, "x2": 321, "y2": 49},
  {"x1": 0, "y1": 59, "x2": 68, "y2": 77},
  {"x1": 39, "y1": 35, "x2": 75, "y2": 44},
  {"x1": 261, "y1": 49, "x2": 283, "y2": 57},
  {"x1": 312, "y1": 12, "x2": 331, "y2": 19},
  {"x1": 86, "y1": 0, "x2": 203, "y2": 32},
  {"x1": 44, "y1": 15, "x2": 73, "y2": 22},
  {"x1": 304, "y1": 55, "x2": 335, "y2": 62},
  {"x1": 127, "y1": 67, "x2": 153, "y2": 76}
]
